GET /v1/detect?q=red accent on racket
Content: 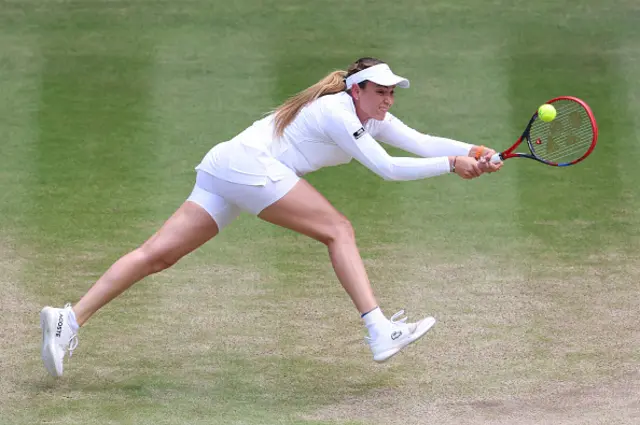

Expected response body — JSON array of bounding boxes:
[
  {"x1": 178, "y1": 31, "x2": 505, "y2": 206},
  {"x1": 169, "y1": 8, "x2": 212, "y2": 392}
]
[{"x1": 490, "y1": 96, "x2": 598, "y2": 167}]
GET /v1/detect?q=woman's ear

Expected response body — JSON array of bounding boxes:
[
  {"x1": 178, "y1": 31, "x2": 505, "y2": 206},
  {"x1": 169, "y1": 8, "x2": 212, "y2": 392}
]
[{"x1": 351, "y1": 84, "x2": 360, "y2": 101}]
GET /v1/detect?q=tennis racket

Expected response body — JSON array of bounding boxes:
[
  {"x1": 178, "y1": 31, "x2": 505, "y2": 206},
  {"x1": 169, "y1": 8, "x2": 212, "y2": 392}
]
[{"x1": 490, "y1": 96, "x2": 598, "y2": 166}]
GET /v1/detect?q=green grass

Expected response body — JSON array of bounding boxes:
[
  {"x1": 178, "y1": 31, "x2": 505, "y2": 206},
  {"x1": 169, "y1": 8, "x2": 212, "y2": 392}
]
[{"x1": 1, "y1": 1, "x2": 639, "y2": 424}]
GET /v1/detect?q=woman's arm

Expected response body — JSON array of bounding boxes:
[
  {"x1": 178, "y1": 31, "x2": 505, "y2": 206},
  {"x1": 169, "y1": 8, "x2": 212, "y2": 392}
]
[
  {"x1": 323, "y1": 109, "x2": 482, "y2": 181},
  {"x1": 373, "y1": 113, "x2": 474, "y2": 158}
]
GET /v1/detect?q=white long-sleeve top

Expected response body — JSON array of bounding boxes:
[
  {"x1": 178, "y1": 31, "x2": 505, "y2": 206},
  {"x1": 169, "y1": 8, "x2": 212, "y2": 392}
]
[{"x1": 196, "y1": 91, "x2": 473, "y2": 185}]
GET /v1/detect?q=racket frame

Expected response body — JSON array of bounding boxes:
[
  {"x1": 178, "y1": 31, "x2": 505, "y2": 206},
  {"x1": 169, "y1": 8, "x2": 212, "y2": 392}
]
[{"x1": 496, "y1": 96, "x2": 598, "y2": 167}]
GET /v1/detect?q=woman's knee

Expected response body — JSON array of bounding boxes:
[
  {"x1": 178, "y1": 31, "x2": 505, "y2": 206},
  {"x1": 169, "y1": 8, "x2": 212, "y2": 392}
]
[
  {"x1": 136, "y1": 244, "x2": 179, "y2": 275},
  {"x1": 321, "y1": 215, "x2": 356, "y2": 245}
]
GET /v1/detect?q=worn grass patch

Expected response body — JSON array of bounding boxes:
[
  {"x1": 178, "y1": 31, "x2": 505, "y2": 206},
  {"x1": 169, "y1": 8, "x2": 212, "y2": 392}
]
[
  {"x1": 304, "y1": 246, "x2": 640, "y2": 424},
  {"x1": 0, "y1": 238, "x2": 47, "y2": 423}
]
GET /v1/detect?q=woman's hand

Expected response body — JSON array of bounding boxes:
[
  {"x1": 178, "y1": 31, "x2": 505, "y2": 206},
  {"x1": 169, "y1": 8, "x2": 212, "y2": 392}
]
[
  {"x1": 449, "y1": 156, "x2": 483, "y2": 179},
  {"x1": 469, "y1": 145, "x2": 503, "y2": 173}
]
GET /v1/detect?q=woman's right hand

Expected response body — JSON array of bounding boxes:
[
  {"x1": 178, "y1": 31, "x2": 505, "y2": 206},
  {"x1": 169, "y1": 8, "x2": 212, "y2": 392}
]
[{"x1": 449, "y1": 156, "x2": 483, "y2": 179}]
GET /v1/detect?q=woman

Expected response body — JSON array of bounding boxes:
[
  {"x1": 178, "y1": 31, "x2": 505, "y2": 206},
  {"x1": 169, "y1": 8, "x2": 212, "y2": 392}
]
[{"x1": 40, "y1": 57, "x2": 502, "y2": 377}]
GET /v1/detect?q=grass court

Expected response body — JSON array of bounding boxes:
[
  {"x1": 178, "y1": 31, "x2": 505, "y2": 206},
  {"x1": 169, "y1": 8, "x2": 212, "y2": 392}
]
[{"x1": 1, "y1": 1, "x2": 638, "y2": 424}]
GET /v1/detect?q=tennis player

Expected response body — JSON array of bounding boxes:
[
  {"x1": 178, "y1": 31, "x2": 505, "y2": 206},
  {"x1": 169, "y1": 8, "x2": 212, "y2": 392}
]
[{"x1": 40, "y1": 57, "x2": 502, "y2": 377}]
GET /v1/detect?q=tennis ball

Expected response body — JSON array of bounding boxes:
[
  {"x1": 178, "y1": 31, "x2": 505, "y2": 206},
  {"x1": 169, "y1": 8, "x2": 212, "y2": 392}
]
[{"x1": 538, "y1": 104, "x2": 557, "y2": 122}]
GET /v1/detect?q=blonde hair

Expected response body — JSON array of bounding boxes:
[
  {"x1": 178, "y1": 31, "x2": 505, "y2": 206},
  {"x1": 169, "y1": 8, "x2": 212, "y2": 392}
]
[{"x1": 273, "y1": 57, "x2": 385, "y2": 137}]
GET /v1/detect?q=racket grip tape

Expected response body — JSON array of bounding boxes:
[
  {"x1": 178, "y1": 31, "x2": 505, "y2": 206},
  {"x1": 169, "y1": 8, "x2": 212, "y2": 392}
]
[{"x1": 490, "y1": 153, "x2": 502, "y2": 164}]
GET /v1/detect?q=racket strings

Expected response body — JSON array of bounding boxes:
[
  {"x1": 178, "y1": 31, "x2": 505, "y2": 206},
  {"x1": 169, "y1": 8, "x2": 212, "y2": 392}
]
[
  {"x1": 538, "y1": 122, "x2": 592, "y2": 161},
  {"x1": 535, "y1": 124, "x2": 592, "y2": 162},
  {"x1": 529, "y1": 100, "x2": 594, "y2": 164}
]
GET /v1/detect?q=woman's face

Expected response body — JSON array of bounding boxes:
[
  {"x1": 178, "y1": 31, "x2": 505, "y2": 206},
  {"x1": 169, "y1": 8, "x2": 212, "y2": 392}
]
[{"x1": 352, "y1": 81, "x2": 396, "y2": 122}]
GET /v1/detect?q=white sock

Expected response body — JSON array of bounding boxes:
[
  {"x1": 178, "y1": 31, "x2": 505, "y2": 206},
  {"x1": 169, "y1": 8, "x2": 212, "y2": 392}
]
[
  {"x1": 362, "y1": 307, "x2": 389, "y2": 339},
  {"x1": 67, "y1": 307, "x2": 80, "y2": 333}
]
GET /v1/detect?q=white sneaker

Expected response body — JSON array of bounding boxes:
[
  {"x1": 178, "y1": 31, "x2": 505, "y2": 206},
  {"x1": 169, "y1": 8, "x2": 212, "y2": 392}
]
[
  {"x1": 366, "y1": 310, "x2": 436, "y2": 363},
  {"x1": 40, "y1": 304, "x2": 78, "y2": 377}
]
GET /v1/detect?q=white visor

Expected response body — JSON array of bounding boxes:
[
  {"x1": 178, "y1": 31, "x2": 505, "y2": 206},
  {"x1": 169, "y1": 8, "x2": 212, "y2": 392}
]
[{"x1": 345, "y1": 64, "x2": 410, "y2": 89}]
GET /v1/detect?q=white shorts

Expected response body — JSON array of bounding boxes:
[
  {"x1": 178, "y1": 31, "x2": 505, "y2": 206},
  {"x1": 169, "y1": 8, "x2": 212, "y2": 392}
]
[{"x1": 186, "y1": 169, "x2": 300, "y2": 230}]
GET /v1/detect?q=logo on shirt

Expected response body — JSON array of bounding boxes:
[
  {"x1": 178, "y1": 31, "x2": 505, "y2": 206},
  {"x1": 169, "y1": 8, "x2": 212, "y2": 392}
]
[{"x1": 353, "y1": 127, "x2": 365, "y2": 139}]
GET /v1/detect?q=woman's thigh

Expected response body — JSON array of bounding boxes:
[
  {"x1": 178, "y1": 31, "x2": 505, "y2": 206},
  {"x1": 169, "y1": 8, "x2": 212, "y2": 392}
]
[
  {"x1": 140, "y1": 180, "x2": 241, "y2": 265},
  {"x1": 140, "y1": 201, "x2": 221, "y2": 265},
  {"x1": 257, "y1": 179, "x2": 350, "y2": 244},
  {"x1": 193, "y1": 170, "x2": 347, "y2": 244}
]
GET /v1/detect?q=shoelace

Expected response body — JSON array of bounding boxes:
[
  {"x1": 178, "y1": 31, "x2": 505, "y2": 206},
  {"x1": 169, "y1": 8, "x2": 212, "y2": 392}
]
[
  {"x1": 389, "y1": 310, "x2": 408, "y2": 325},
  {"x1": 63, "y1": 303, "x2": 79, "y2": 357},
  {"x1": 68, "y1": 335, "x2": 79, "y2": 357}
]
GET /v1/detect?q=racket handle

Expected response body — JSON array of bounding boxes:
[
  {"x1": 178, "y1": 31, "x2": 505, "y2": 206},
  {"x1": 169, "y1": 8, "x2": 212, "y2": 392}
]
[{"x1": 490, "y1": 153, "x2": 502, "y2": 164}]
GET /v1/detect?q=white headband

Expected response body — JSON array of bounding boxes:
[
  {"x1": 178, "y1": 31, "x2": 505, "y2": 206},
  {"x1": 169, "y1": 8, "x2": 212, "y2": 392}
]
[{"x1": 345, "y1": 64, "x2": 410, "y2": 89}]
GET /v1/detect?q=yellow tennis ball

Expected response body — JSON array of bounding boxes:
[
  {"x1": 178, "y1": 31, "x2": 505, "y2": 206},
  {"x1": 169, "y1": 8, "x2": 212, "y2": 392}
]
[{"x1": 538, "y1": 104, "x2": 557, "y2": 122}]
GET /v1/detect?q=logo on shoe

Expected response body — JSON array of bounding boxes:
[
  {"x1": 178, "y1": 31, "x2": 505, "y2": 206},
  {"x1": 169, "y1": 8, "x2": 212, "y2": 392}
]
[
  {"x1": 55, "y1": 313, "x2": 64, "y2": 337},
  {"x1": 391, "y1": 331, "x2": 402, "y2": 340}
]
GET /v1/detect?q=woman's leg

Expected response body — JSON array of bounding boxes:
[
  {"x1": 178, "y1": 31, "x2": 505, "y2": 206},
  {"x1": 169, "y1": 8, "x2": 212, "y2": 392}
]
[
  {"x1": 258, "y1": 179, "x2": 376, "y2": 314},
  {"x1": 73, "y1": 201, "x2": 220, "y2": 325},
  {"x1": 258, "y1": 179, "x2": 436, "y2": 362},
  {"x1": 41, "y1": 193, "x2": 235, "y2": 377}
]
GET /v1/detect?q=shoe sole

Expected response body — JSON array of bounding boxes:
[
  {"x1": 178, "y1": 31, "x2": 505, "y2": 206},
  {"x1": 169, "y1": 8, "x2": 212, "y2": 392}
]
[
  {"x1": 40, "y1": 307, "x2": 63, "y2": 377},
  {"x1": 373, "y1": 316, "x2": 436, "y2": 363}
]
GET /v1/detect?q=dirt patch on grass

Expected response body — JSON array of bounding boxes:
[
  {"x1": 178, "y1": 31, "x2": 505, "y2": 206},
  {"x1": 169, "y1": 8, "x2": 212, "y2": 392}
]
[
  {"x1": 304, "y1": 245, "x2": 640, "y2": 424},
  {"x1": 305, "y1": 371, "x2": 640, "y2": 425},
  {"x1": 0, "y1": 238, "x2": 45, "y2": 419}
]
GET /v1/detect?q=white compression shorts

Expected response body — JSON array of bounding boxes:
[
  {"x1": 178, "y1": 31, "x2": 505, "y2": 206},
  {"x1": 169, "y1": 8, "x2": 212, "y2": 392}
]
[{"x1": 186, "y1": 169, "x2": 300, "y2": 230}]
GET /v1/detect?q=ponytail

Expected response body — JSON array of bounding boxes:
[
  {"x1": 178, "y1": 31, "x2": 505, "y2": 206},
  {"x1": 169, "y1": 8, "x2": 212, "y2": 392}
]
[{"x1": 273, "y1": 70, "x2": 347, "y2": 137}]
